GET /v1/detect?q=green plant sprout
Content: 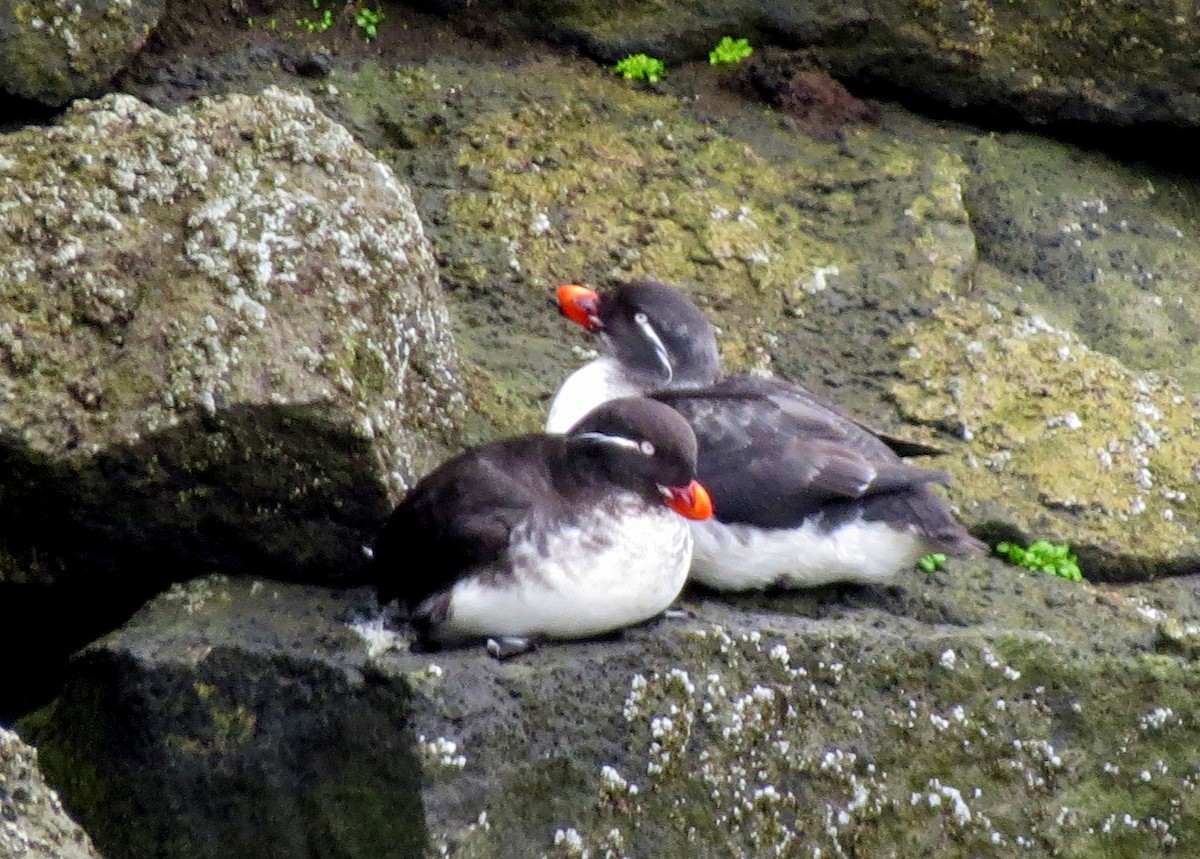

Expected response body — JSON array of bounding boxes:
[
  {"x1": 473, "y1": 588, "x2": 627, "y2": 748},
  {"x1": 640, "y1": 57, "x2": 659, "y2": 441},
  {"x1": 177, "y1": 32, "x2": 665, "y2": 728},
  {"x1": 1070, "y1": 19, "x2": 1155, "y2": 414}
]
[
  {"x1": 355, "y1": 7, "x2": 385, "y2": 39},
  {"x1": 996, "y1": 540, "x2": 1083, "y2": 581},
  {"x1": 709, "y1": 36, "x2": 753, "y2": 65},
  {"x1": 296, "y1": 0, "x2": 333, "y2": 34},
  {"x1": 613, "y1": 53, "x2": 665, "y2": 83},
  {"x1": 917, "y1": 553, "x2": 946, "y2": 573}
]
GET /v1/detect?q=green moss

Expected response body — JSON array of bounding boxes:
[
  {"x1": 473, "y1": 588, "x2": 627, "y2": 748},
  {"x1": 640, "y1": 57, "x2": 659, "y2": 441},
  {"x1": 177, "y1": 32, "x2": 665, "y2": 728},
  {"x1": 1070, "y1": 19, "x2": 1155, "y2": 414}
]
[
  {"x1": 997, "y1": 540, "x2": 1083, "y2": 581},
  {"x1": 613, "y1": 54, "x2": 665, "y2": 83},
  {"x1": 709, "y1": 37, "x2": 752, "y2": 65}
]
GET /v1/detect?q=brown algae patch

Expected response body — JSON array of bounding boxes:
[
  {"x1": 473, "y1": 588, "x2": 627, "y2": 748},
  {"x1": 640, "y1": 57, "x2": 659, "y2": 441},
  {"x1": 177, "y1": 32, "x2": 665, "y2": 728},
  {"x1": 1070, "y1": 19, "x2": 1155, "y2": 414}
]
[{"x1": 892, "y1": 298, "x2": 1200, "y2": 565}]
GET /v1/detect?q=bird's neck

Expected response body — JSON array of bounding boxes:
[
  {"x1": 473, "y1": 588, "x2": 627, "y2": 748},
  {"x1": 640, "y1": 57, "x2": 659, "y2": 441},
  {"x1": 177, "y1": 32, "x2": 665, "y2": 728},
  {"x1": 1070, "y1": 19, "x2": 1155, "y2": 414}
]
[{"x1": 545, "y1": 357, "x2": 646, "y2": 433}]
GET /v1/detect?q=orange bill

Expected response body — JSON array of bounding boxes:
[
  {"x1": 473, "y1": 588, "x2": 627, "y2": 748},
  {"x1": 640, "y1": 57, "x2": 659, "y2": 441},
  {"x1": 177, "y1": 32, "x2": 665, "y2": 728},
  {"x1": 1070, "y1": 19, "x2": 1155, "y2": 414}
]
[
  {"x1": 557, "y1": 283, "x2": 602, "y2": 331},
  {"x1": 661, "y1": 479, "x2": 714, "y2": 521}
]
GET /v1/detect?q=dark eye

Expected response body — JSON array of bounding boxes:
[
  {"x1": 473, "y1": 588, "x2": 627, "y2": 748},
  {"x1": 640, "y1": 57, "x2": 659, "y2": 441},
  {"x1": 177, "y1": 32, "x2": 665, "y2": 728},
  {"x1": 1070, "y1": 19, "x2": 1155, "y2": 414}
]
[
  {"x1": 639, "y1": 440, "x2": 655, "y2": 456},
  {"x1": 634, "y1": 311, "x2": 649, "y2": 325}
]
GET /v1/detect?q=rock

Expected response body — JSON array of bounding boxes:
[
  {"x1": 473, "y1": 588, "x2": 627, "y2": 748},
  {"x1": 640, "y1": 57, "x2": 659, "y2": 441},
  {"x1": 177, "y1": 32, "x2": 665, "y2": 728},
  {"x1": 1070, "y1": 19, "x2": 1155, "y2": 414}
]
[
  {"x1": 0, "y1": 88, "x2": 462, "y2": 716},
  {"x1": 0, "y1": 0, "x2": 166, "y2": 107},
  {"x1": 892, "y1": 297, "x2": 1200, "y2": 580},
  {"x1": 330, "y1": 56, "x2": 1200, "y2": 579},
  {"x1": 0, "y1": 86, "x2": 462, "y2": 584},
  {"x1": 0, "y1": 727, "x2": 103, "y2": 859},
  {"x1": 963, "y1": 133, "x2": 1200, "y2": 389},
  {"x1": 22, "y1": 570, "x2": 1200, "y2": 858},
  {"x1": 423, "y1": 0, "x2": 1200, "y2": 128}
]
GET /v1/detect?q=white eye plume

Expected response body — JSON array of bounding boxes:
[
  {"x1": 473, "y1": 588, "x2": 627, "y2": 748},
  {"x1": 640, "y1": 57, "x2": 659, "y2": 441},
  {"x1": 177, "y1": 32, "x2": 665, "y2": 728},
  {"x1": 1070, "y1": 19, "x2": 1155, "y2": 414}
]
[
  {"x1": 634, "y1": 311, "x2": 674, "y2": 384},
  {"x1": 574, "y1": 432, "x2": 642, "y2": 452}
]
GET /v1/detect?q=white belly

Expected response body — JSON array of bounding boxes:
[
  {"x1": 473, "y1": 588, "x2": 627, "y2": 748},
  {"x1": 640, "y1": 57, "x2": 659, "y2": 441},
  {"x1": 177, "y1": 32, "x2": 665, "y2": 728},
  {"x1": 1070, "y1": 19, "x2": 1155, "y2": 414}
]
[
  {"x1": 688, "y1": 515, "x2": 925, "y2": 591},
  {"x1": 545, "y1": 357, "x2": 644, "y2": 433},
  {"x1": 435, "y1": 501, "x2": 692, "y2": 642}
]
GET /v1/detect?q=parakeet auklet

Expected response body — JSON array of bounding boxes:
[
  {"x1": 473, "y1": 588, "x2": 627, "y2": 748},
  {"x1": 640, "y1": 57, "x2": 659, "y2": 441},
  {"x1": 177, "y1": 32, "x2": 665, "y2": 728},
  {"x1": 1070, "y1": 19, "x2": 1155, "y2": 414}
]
[
  {"x1": 548, "y1": 279, "x2": 985, "y2": 591},
  {"x1": 374, "y1": 396, "x2": 713, "y2": 656}
]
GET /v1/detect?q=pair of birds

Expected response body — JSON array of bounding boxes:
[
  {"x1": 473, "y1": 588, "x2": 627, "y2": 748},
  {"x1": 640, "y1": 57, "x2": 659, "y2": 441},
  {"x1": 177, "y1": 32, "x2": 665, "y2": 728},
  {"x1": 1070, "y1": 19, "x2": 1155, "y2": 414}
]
[{"x1": 374, "y1": 279, "x2": 983, "y2": 656}]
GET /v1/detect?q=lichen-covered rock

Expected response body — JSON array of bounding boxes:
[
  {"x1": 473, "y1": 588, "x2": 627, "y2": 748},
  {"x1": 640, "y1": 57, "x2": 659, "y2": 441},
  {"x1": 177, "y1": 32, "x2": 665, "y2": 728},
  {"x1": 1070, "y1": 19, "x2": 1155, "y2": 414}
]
[
  {"x1": 0, "y1": 0, "x2": 165, "y2": 106},
  {"x1": 0, "y1": 87, "x2": 463, "y2": 717},
  {"x1": 892, "y1": 297, "x2": 1200, "y2": 580},
  {"x1": 964, "y1": 133, "x2": 1200, "y2": 390},
  {"x1": 0, "y1": 728, "x2": 103, "y2": 859},
  {"x1": 336, "y1": 59, "x2": 976, "y2": 440},
  {"x1": 0, "y1": 87, "x2": 461, "y2": 588},
  {"x1": 422, "y1": 0, "x2": 1200, "y2": 128},
  {"x1": 22, "y1": 569, "x2": 1200, "y2": 858}
]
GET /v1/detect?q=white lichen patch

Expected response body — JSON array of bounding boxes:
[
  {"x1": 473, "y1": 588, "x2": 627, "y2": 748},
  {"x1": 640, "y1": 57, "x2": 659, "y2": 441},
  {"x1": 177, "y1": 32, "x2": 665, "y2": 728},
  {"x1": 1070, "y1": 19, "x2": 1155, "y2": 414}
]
[
  {"x1": 347, "y1": 613, "x2": 404, "y2": 658},
  {"x1": 163, "y1": 575, "x2": 231, "y2": 614},
  {"x1": 418, "y1": 735, "x2": 467, "y2": 770}
]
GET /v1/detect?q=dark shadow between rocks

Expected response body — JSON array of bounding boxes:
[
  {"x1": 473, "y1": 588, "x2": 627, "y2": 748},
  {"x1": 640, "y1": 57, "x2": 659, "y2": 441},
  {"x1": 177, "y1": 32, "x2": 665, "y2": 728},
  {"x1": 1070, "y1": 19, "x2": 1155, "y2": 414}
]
[
  {"x1": 0, "y1": 403, "x2": 392, "y2": 722},
  {"x1": 0, "y1": 92, "x2": 64, "y2": 134}
]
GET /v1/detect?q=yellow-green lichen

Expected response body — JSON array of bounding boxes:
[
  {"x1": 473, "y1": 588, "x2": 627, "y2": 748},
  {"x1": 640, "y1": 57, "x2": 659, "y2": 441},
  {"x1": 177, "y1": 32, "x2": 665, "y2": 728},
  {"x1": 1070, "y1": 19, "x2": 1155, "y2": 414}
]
[
  {"x1": 446, "y1": 61, "x2": 848, "y2": 342},
  {"x1": 892, "y1": 297, "x2": 1200, "y2": 564}
]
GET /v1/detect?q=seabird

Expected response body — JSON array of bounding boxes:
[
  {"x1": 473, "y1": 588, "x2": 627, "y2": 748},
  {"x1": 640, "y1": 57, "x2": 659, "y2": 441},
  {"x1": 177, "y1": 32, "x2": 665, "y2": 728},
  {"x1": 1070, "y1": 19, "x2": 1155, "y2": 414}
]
[
  {"x1": 374, "y1": 396, "x2": 713, "y2": 656},
  {"x1": 548, "y1": 278, "x2": 985, "y2": 591}
]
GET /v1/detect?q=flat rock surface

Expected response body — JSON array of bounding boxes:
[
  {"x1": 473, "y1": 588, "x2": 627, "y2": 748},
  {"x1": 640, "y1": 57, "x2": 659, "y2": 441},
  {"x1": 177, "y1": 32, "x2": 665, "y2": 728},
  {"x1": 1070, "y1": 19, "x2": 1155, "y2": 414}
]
[{"x1": 23, "y1": 568, "x2": 1200, "y2": 858}]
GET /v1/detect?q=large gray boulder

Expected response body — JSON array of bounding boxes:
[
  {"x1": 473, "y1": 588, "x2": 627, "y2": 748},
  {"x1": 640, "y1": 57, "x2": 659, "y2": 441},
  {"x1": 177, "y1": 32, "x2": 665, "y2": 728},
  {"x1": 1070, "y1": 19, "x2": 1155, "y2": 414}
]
[
  {"x1": 0, "y1": 86, "x2": 461, "y2": 587},
  {"x1": 0, "y1": 87, "x2": 462, "y2": 716},
  {"x1": 0, "y1": 0, "x2": 165, "y2": 106},
  {"x1": 22, "y1": 569, "x2": 1200, "y2": 858},
  {"x1": 0, "y1": 727, "x2": 103, "y2": 859}
]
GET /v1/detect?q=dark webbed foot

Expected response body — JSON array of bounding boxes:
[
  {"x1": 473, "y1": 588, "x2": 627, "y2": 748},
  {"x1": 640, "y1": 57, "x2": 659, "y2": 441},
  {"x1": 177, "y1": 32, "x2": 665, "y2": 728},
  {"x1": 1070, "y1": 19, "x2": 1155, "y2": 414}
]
[{"x1": 486, "y1": 636, "x2": 537, "y2": 660}]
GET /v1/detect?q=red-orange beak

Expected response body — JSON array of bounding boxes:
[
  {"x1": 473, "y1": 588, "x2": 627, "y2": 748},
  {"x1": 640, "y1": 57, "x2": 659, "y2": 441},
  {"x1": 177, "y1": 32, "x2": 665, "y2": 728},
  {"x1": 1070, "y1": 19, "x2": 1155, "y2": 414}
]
[
  {"x1": 660, "y1": 479, "x2": 714, "y2": 521},
  {"x1": 557, "y1": 283, "x2": 602, "y2": 331}
]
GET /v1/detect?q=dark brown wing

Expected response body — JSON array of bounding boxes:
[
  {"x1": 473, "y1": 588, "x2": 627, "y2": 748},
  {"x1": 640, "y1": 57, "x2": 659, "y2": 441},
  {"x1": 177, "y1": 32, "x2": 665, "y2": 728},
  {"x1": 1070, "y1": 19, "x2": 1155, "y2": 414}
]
[
  {"x1": 373, "y1": 436, "x2": 560, "y2": 610},
  {"x1": 711, "y1": 375, "x2": 945, "y2": 457},
  {"x1": 653, "y1": 384, "x2": 948, "y2": 529}
]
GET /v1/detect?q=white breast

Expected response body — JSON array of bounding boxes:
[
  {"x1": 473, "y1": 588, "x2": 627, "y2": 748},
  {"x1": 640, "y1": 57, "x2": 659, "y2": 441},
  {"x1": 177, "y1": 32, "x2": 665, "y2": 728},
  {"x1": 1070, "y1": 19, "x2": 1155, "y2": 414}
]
[
  {"x1": 434, "y1": 497, "x2": 692, "y2": 643},
  {"x1": 545, "y1": 357, "x2": 645, "y2": 433},
  {"x1": 688, "y1": 515, "x2": 925, "y2": 591}
]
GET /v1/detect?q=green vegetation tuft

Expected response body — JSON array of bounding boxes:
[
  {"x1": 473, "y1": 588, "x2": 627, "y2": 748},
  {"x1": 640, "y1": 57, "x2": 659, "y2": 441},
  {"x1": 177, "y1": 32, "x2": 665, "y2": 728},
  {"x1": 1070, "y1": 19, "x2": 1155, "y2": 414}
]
[
  {"x1": 709, "y1": 36, "x2": 753, "y2": 65},
  {"x1": 996, "y1": 540, "x2": 1083, "y2": 581},
  {"x1": 296, "y1": 0, "x2": 333, "y2": 34},
  {"x1": 613, "y1": 54, "x2": 665, "y2": 83},
  {"x1": 917, "y1": 552, "x2": 946, "y2": 573},
  {"x1": 355, "y1": 7, "x2": 385, "y2": 39}
]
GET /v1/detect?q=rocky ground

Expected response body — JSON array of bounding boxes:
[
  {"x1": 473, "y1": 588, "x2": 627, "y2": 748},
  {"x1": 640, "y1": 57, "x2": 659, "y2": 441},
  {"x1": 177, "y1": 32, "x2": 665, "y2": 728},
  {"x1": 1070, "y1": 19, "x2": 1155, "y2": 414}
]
[{"x1": 4, "y1": 0, "x2": 1200, "y2": 857}]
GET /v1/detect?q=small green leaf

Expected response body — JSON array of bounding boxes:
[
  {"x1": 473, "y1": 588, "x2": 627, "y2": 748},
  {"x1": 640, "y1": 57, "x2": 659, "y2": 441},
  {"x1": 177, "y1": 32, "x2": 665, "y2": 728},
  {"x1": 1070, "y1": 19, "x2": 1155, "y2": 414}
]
[
  {"x1": 613, "y1": 54, "x2": 666, "y2": 83},
  {"x1": 709, "y1": 36, "x2": 753, "y2": 65}
]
